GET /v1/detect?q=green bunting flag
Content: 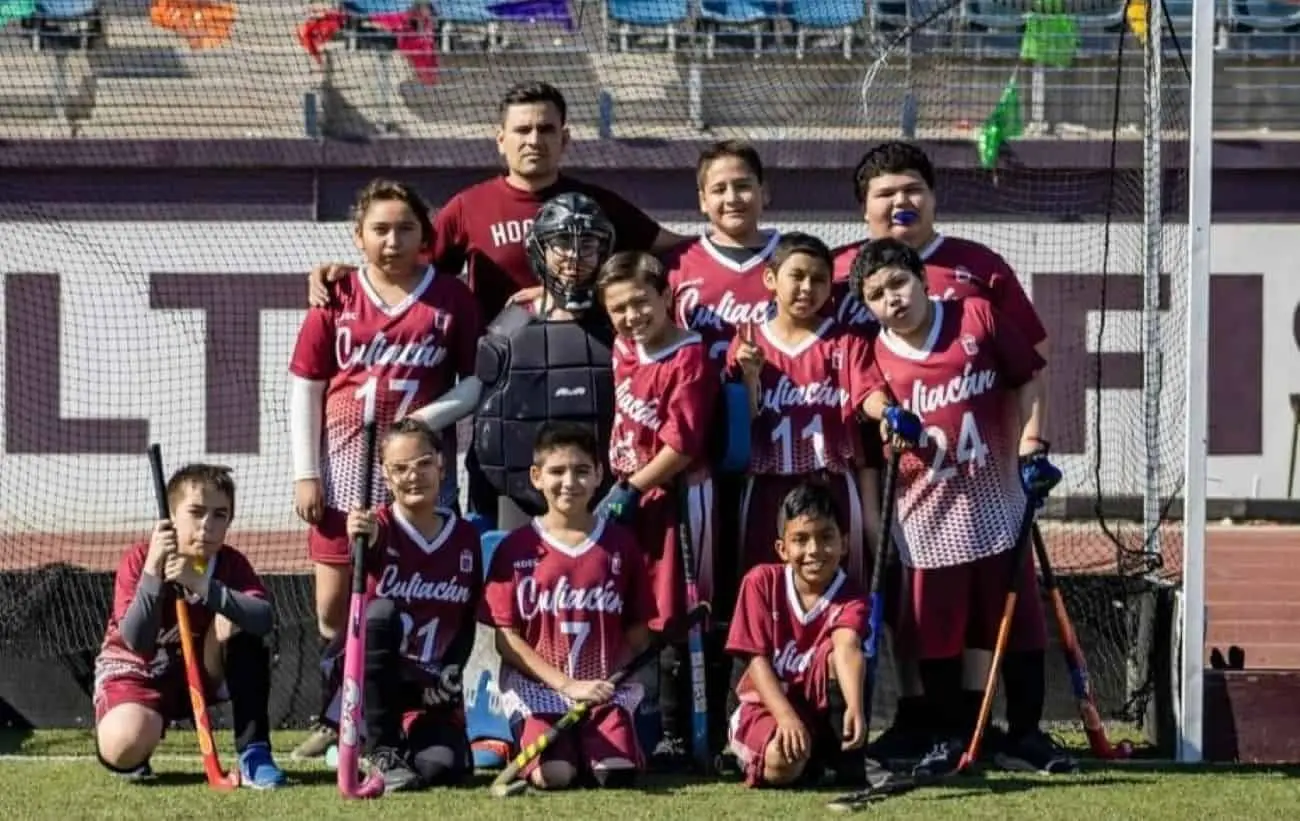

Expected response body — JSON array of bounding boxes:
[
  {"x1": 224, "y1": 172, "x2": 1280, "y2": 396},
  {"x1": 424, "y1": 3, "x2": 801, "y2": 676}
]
[
  {"x1": 0, "y1": 0, "x2": 36, "y2": 26},
  {"x1": 977, "y1": 78, "x2": 1023, "y2": 170}
]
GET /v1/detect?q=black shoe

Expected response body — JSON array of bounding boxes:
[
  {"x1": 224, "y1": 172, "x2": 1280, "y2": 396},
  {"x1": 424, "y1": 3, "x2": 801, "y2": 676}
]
[
  {"x1": 365, "y1": 746, "x2": 422, "y2": 794},
  {"x1": 994, "y1": 729, "x2": 1079, "y2": 775},
  {"x1": 911, "y1": 736, "x2": 964, "y2": 778},
  {"x1": 109, "y1": 760, "x2": 155, "y2": 783},
  {"x1": 650, "y1": 735, "x2": 690, "y2": 774},
  {"x1": 867, "y1": 721, "x2": 934, "y2": 767}
]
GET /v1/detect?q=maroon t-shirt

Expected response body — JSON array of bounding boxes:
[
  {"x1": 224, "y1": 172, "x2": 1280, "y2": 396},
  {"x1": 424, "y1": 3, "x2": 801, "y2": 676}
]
[{"x1": 431, "y1": 175, "x2": 661, "y2": 320}]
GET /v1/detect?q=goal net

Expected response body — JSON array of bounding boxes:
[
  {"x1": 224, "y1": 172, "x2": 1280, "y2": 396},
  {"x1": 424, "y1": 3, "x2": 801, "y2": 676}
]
[{"x1": 0, "y1": 0, "x2": 1187, "y2": 734}]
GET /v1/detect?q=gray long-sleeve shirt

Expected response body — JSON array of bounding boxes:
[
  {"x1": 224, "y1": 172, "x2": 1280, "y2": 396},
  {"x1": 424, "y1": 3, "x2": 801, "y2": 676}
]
[{"x1": 119, "y1": 571, "x2": 273, "y2": 655}]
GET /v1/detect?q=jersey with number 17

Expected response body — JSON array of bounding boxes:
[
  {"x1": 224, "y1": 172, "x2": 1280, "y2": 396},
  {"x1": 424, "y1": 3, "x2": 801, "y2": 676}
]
[
  {"x1": 865, "y1": 297, "x2": 1045, "y2": 569},
  {"x1": 289, "y1": 266, "x2": 481, "y2": 513}
]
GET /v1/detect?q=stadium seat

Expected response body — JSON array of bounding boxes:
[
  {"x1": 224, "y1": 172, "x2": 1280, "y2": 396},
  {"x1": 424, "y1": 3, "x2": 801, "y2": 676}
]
[
  {"x1": 1233, "y1": 0, "x2": 1300, "y2": 30},
  {"x1": 698, "y1": 0, "x2": 776, "y2": 58},
  {"x1": 431, "y1": 0, "x2": 501, "y2": 52},
  {"x1": 604, "y1": 0, "x2": 690, "y2": 52},
  {"x1": 23, "y1": 0, "x2": 101, "y2": 50},
  {"x1": 787, "y1": 0, "x2": 864, "y2": 59}
]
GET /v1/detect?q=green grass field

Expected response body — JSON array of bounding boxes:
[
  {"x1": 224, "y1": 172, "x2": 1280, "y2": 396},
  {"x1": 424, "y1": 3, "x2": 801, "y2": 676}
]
[{"x1": 4, "y1": 729, "x2": 1298, "y2": 820}]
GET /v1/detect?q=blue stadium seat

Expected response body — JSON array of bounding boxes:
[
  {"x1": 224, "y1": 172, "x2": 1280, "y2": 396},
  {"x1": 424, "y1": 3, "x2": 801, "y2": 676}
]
[
  {"x1": 605, "y1": 0, "x2": 690, "y2": 52},
  {"x1": 344, "y1": 0, "x2": 411, "y2": 13},
  {"x1": 36, "y1": 0, "x2": 96, "y2": 16},
  {"x1": 787, "y1": 0, "x2": 864, "y2": 59},
  {"x1": 1233, "y1": 0, "x2": 1300, "y2": 30},
  {"x1": 699, "y1": 0, "x2": 776, "y2": 57},
  {"x1": 438, "y1": 0, "x2": 496, "y2": 23}
]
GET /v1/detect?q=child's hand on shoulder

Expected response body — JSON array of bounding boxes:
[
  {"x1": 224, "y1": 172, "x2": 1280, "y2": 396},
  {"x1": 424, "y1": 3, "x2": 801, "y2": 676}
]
[
  {"x1": 144, "y1": 520, "x2": 178, "y2": 578},
  {"x1": 346, "y1": 507, "x2": 377, "y2": 546}
]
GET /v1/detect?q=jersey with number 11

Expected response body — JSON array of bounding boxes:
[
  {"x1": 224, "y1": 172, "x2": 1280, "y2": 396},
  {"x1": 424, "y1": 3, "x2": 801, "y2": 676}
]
[
  {"x1": 866, "y1": 297, "x2": 1045, "y2": 569},
  {"x1": 289, "y1": 266, "x2": 480, "y2": 513},
  {"x1": 747, "y1": 318, "x2": 871, "y2": 476}
]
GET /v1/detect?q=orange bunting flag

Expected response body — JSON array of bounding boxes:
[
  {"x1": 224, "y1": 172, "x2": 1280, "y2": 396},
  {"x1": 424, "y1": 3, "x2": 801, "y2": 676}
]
[{"x1": 150, "y1": 0, "x2": 236, "y2": 50}]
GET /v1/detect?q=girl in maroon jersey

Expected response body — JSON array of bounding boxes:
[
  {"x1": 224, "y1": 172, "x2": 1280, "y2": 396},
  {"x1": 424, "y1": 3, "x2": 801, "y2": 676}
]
[
  {"x1": 479, "y1": 423, "x2": 656, "y2": 791},
  {"x1": 726, "y1": 482, "x2": 873, "y2": 788},
  {"x1": 594, "y1": 251, "x2": 720, "y2": 771},
  {"x1": 288, "y1": 179, "x2": 482, "y2": 759},
  {"x1": 342, "y1": 418, "x2": 484, "y2": 793},
  {"x1": 729, "y1": 232, "x2": 881, "y2": 589}
]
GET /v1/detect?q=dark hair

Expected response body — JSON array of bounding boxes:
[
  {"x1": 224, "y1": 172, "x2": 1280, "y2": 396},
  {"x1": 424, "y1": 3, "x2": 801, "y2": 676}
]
[
  {"x1": 382, "y1": 417, "x2": 442, "y2": 458},
  {"x1": 532, "y1": 421, "x2": 601, "y2": 465},
  {"x1": 499, "y1": 81, "x2": 568, "y2": 125},
  {"x1": 696, "y1": 140, "x2": 765, "y2": 188},
  {"x1": 851, "y1": 141, "x2": 936, "y2": 205},
  {"x1": 849, "y1": 238, "x2": 926, "y2": 301},
  {"x1": 352, "y1": 178, "x2": 435, "y2": 249},
  {"x1": 595, "y1": 251, "x2": 670, "y2": 302},
  {"x1": 768, "y1": 231, "x2": 833, "y2": 274},
  {"x1": 776, "y1": 482, "x2": 842, "y2": 535},
  {"x1": 167, "y1": 464, "x2": 236, "y2": 518}
]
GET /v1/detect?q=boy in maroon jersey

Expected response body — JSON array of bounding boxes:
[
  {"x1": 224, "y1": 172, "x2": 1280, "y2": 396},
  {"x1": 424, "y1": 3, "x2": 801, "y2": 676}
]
[
  {"x1": 594, "y1": 250, "x2": 719, "y2": 770},
  {"x1": 288, "y1": 178, "x2": 482, "y2": 758},
  {"x1": 726, "y1": 482, "x2": 874, "y2": 788},
  {"x1": 479, "y1": 422, "x2": 656, "y2": 790},
  {"x1": 836, "y1": 141, "x2": 1051, "y2": 763},
  {"x1": 341, "y1": 418, "x2": 483, "y2": 793},
  {"x1": 665, "y1": 140, "x2": 780, "y2": 365},
  {"x1": 93, "y1": 464, "x2": 285, "y2": 788},
  {"x1": 729, "y1": 232, "x2": 881, "y2": 588},
  {"x1": 829, "y1": 140, "x2": 1046, "y2": 347},
  {"x1": 853, "y1": 238, "x2": 1074, "y2": 776}
]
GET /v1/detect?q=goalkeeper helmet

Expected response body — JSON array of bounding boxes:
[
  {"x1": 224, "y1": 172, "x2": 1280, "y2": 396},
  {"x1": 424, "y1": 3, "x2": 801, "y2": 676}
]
[{"x1": 526, "y1": 192, "x2": 616, "y2": 314}]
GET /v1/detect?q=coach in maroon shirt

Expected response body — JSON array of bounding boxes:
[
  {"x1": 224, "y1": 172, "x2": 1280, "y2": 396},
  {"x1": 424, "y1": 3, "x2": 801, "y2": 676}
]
[{"x1": 308, "y1": 81, "x2": 688, "y2": 320}]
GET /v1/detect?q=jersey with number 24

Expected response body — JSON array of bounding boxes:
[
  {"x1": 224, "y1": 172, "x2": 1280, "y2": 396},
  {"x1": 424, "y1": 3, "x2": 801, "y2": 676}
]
[{"x1": 865, "y1": 297, "x2": 1044, "y2": 568}]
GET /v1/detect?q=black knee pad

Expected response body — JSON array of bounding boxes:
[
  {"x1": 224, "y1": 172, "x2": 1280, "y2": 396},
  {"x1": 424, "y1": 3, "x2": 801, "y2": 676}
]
[
  {"x1": 364, "y1": 596, "x2": 399, "y2": 625},
  {"x1": 411, "y1": 746, "x2": 465, "y2": 787}
]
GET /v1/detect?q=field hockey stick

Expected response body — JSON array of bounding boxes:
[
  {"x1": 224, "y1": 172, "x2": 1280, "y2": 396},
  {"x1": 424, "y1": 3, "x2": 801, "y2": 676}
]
[
  {"x1": 1031, "y1": 523, "x2": 1134, "y2": 760},
  {"x1": 337, "y1": 420, "x2": 385, "y2": 799},
  {"x1": 147, "y1": 443, "x2": 240, "y2": 791},
  {"x1": 863, "y1": 449, "x2": 901, "y2": 725},
  {"x1": 490, "y1": 602, "x2": 711, "y2": 798},
  {"x1": 958, "y1": 495, "x2": 1044, "y2": 770},
  {"x1": 677, "y1": 485, "x2": 710, "y2": 773}
]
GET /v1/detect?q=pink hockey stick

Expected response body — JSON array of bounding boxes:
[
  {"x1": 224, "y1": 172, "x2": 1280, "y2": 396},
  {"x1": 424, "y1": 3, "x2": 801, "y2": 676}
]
[{"x1": 337, "y1": 420, "x2": 385, "y2": 799}]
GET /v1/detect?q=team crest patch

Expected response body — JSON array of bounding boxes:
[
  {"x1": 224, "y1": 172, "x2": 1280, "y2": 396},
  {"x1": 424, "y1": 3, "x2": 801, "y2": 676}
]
[
  {"x1": 954, "y1": 266, "x2": 972, "y2": 283},
  {"x1": 961, "y1": 333, "x2": 979, "y2": 357},
  {"x1": 460, "y1": 549, "x2": 473, "y2": 573},
  {"x1": 610, "y1": 552, "x2": 622, "y2": 576},
  {"x1": 831, "y1": 347, "x2": 844, "y2": 370},
  {"x1": 434, "y1": 311, "x2": 452, "y2": 332}
]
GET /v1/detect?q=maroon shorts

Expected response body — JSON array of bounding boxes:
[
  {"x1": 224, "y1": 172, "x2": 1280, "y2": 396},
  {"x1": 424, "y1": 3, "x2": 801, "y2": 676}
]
[
  {"x1": 632, "y1": 478, "x2": 716, "y2": 632},
  {"x1": 516, "y1": 704, "x2": 642, "y2": 779},
  {"x1": 739, "y1": 472, "x2": 867, "y2": 587},
  {"x1": 93, "y1": 674, "x2": 224, "y2": 726},
  {"x1": 308, "y1": 506, "x2": 352, "y2": 565},
  {"x1": 897, "y1": 547, "x2": 1047, "y2": 661}
]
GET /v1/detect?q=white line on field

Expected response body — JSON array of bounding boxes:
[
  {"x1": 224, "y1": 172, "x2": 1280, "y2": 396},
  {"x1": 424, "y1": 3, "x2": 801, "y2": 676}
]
[{"x1": 0, "y1": 754, "x2": 200, "y2": 762}]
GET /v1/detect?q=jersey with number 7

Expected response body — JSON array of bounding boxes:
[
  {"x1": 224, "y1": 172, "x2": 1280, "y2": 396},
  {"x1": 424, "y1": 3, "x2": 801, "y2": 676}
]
[
  {"x1": 289, "y1": 267, "x2": 480, "y2": 513},
  {"x1": 865, "y1": 296, "x2": 1045, "y2": 569}
]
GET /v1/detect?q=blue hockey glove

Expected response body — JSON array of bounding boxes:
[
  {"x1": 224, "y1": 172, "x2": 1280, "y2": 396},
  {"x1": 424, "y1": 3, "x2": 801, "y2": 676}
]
[
  {"x1": 1019, "y1": 447, "x2": 1062, "y2": 504},
  {"x1": 595, "y1": 481, "x2": 641, "y2": 523},
  {"x1": 882, "y1": 404, "x2": 923, "y2": 447}
]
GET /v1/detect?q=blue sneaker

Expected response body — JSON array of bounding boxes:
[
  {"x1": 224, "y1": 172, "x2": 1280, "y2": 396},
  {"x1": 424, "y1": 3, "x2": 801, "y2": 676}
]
[{"x1": 239, "y1": 742, "x2": 288, "y2": 790}]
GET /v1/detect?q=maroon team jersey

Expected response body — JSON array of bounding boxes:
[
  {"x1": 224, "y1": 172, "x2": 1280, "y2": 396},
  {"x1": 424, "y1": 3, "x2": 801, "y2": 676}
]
[
  {"x1": 480, "y1": 518, "x2": 655, "y2": 715},
  {"x1": 365, "y1": 505, "x2": 482, "y2": 686},
  {"x1": 95, "y1": 543, "x2": 266, "y2": 686},
  {"x1": 431, "y1": 175, "x2": 661, "y2": 320},
  {"x1": 864, "y1": 298, "x2": 1045, "y2": 568},
  {"x1": 664, "y1": 233, "x2": 781, "y2": 363},
  {"x1": 743, "y1": 318, "x2": 872, "y2": 475},
  {"x1": 288, "y1": 266, "x2": 480, "y2": 512},
  {"x1": 726, "y1": 563, "x2": 868, "y2": 704},
  {"x1": 609, "y1": 332, "x2": 718, "y2": 478},
  {"x1": 831, "y1": 234, "x2": 1046, "y2": 346}
]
